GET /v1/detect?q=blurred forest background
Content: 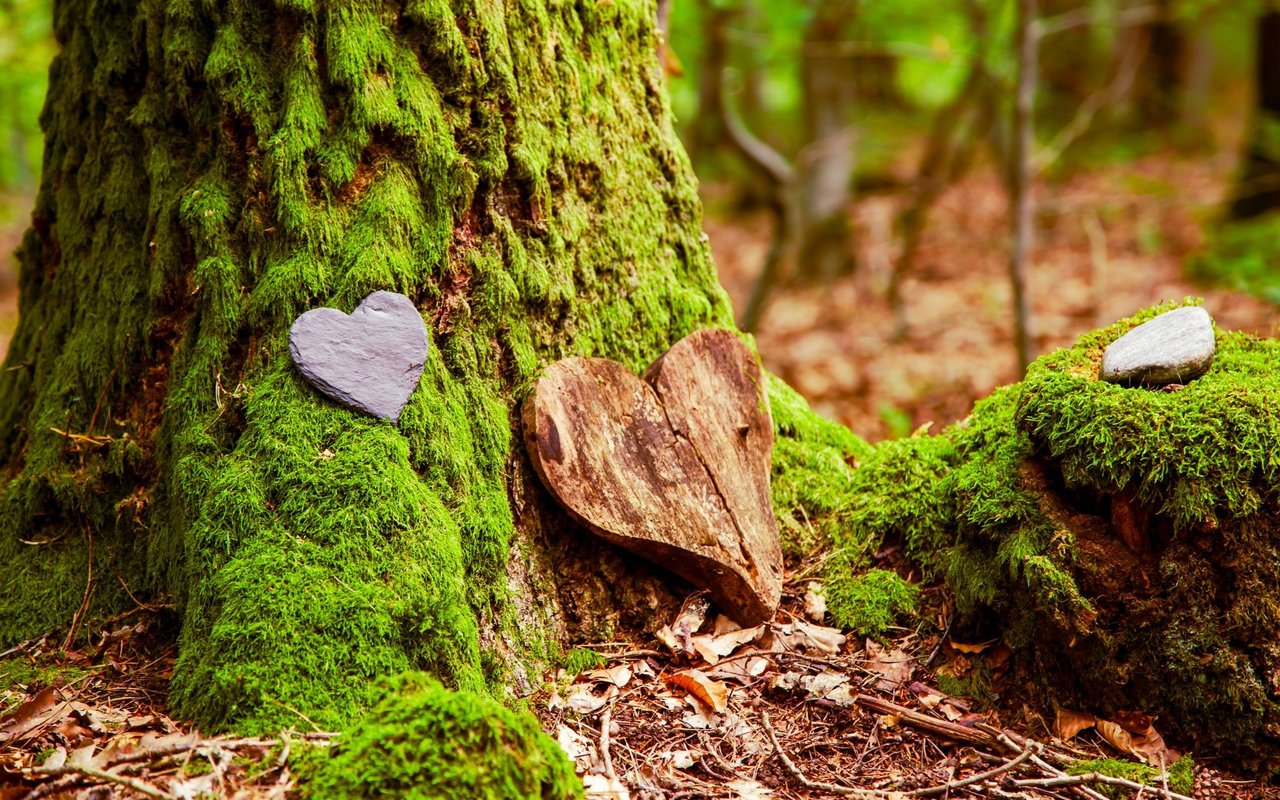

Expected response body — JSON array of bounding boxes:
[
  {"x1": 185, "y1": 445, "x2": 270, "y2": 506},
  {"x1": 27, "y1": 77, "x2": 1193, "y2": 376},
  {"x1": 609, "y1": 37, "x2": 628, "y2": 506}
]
[{"x1": 0, "y1": 0, "x2": 1277, "y2": 440}]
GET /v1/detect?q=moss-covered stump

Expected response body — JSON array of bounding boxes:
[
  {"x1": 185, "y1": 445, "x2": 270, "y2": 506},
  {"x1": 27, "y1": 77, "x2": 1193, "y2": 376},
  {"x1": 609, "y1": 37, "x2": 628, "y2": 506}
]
[
  {"x1": 296, "y1": 674, "x2": 581, "y2": 799},
  {"x1": 835, "y1": 303, "x2": 1280, "y2": 769}
]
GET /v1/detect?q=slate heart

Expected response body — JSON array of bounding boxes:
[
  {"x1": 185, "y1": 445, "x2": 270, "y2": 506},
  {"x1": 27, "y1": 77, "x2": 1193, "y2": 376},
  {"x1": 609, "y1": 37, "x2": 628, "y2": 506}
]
[
  {"x1": 522, "y1": 329, "x2": 783, "y2": 625},
  {"x1": 289, "y1": 291, "x2": 428, "y2": 422}
]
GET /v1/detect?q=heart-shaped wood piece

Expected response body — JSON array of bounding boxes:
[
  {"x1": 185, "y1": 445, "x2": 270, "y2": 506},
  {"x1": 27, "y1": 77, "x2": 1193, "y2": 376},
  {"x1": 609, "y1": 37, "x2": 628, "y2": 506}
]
[
  {"x1": 523, "y1": 329, "x2": 783, "y2": 624},
  {"x1": 289, "y1": 291, "x2": 428, "y2": 422}
]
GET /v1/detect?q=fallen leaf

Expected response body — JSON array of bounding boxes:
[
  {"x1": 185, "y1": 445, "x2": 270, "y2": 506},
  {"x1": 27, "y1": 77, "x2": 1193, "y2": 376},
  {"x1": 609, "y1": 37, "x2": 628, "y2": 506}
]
[
  {"x1": 1054, "y1": 707, "x2": 1098, "y2": 741},
  {"x1": 775, "y1": 621, "x2": 846, "y2": 656},
  {"x1": 865, "y1": 639, "x2": 913, "y2": 693},
  {"x1": 1097, "y1": 713, "x2": 1180, "y2": 767},
  {"x1": 949, "y1": 640, "x2": 994, "y2": 654},
  {"x1": 691, "y1": 625, "x2": 765, "y2": 664},
  {"x1": 725, "y1": 778, "x2": 775, "y2": 799},
  {"x1": 584, "y1": 664, "x2": 633, "y2": 688},
  {"x1": 556, "y1": 724, "x2": 596, "y2": 771},
  {"x1": 0, "y1": 686, "x2": 69, "y2": 745},
  {"x1": 565, "y1": 684, "x2": 614, "y2": 714},
  {"x1": 661, "y1": 750, "x2": 698, "y2": 769},
  {"x1": 667, "y1": 670, "x2": 729, "y2": 713}
]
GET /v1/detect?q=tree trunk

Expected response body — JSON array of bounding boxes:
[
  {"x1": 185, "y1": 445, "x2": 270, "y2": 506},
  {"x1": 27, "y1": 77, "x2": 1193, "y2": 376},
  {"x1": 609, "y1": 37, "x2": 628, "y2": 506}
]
[
  {"x1": 1229, "y1": 11, "x2": 1280, "y2": 221},
  {"x1": 0, "y1": 0, "x2": 858, "y2": 737},
  {"x1": 794, "y1": 0, "x2": 857, "y2": 279}
]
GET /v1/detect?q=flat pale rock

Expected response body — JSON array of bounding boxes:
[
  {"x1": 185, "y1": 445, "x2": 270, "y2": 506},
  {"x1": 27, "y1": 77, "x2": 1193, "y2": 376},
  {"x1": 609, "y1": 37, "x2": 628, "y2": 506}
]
[
  {"x1": 1101, "y1": 307, "x2": 1215, "y2": 387},
  {"x1": 290, "y1": 291, "x2": 428, "y2": 422},
  {"x1": 523, "y1": 329, "x2": 783, "y2": 625}
]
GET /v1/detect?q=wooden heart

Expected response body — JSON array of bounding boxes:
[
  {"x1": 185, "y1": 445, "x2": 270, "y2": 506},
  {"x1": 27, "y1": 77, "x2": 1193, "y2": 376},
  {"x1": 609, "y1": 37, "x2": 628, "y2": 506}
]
[
  {"x1": 289, "y1": 291, "x2": 428, "y2": 422},
  {"x1": 522, "y1": 329, "x2": 783, "y2": 624}
]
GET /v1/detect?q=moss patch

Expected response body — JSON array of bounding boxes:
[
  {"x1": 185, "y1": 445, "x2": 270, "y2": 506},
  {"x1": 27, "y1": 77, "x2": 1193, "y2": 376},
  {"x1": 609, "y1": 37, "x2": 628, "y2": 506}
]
[
  {"x1": 824, "y1": 566, "x2": 919, "y2": 637},
  {"x1": 1066, "y1": 757, "x2": 1194, "y2": 799},
  {"x1": 295, "y1": 673, "x2": 580, "y2": 800}
]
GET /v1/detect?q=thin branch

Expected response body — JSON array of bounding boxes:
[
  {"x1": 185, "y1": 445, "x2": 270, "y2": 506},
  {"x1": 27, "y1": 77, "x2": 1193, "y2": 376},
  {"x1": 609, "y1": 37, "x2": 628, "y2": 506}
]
[
  {"x1": 26, "y1": 765, "x2": 176, "y2": 800},
  {"x1": 1035, "y1": 4, "x2": 1163, "y2": 38},
  {"x1": 905, "y1": 744, "x2": 1036, "y2": 797},
  {"x1": 1014, "y1": 772, "x2": 1193, "y2": 800}
]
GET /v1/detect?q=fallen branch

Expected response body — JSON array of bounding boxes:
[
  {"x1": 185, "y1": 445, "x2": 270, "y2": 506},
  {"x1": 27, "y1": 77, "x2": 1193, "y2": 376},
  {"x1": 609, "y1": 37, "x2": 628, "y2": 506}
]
[
  {"x1": 1014, "y1": 772, "x2": 1193, "y2": 800},
  {"x1": 26, "y1": 764, "x2": 176, "y2": 800},
  {"x1": 854, "y1": 693, "x2": 990, "y2": 746}
]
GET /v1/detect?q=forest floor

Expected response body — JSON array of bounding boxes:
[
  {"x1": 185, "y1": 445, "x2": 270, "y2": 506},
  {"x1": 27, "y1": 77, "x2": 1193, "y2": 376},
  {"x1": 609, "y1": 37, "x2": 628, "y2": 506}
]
[{"x1": 2, "y1": 151, "x2": 1279, "y2": 798}]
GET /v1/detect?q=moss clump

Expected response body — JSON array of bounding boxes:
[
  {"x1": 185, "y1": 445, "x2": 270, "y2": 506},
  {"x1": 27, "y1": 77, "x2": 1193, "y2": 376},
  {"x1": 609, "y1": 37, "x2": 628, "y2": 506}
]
[
  {"x1": 767, "y1": 374, "x2": 874, "y2": 559},
  {"x1": 296, "y1": 674, "x2": 580, "y2": 800},
  {"x1": 1066, "y1": 756, "x2": 1194, "y2": 798},
  {"x1": 824, "y1": 566, "x2": 919, "y2": 637},
  {"x1": 560, "y1": 648, "x2": 606, "y2": 676},
  {"x1": 1190, "y1": 213, "x2": 1280, "y2": 304}
]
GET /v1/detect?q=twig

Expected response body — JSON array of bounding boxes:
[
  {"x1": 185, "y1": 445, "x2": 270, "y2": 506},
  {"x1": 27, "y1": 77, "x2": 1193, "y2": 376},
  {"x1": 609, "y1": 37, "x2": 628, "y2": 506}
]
[
  {"x1": 1014, "y1": 772, "x2": 1192, "y2": 800},
  {"x1": 854, "y1": 694, "x2": 990, "y2": 746},
  {"x1": 762, "y1": 709, "x2": 885, "y2": 797},
  {"x1": 600, "y1": 696, "x2": 617, "y2": 781},
  {"x1": 905, "y1": 743, "x2": 1036, "y2": 797},
  {"x1": 63, "y1": 525, "x2": 95, "y2": 651},
  {"x1": 26, "y1": 765, "x2": 176, "y2": 800},
  {"x1": 979, "y1": 724, "x2": 1110, "y2": 800}
]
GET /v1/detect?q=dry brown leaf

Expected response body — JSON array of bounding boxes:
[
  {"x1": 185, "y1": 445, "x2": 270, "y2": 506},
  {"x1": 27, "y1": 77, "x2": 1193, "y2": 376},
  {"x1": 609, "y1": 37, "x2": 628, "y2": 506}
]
[
  {"x1": 949, "y1": 640, "x2": 994, "y2": 654},
  {"x1": 1097, "y1": 713, "x2": 1180, "y2": 766},
  {"x1": 775, "y1": 620, "x2": 846, "y2": 656},
  {"x1": 666, "y1": 669, "x2": 729, "y2": 713},
  {"x1": 584, "y1": 664, "x2": 633, "y2": 688},
  {"x1": 583, "y1": 773, "x2": 631, "y2": 800},
  {"x1": 1054, "y1": 707, "x2": 1098, "y2": 741},
  {"x1": 725, "y1": 778, "x2": 776, "y2": 799},
  {"x1": 690, "y1": 625, "x2": 764, "y2": 665},
  {"x1": 0, "y1": 685, "x2": 68, "y2": 744},
  {"x1": 865, "y1": 639, "x2": 913, "y2": 693}
]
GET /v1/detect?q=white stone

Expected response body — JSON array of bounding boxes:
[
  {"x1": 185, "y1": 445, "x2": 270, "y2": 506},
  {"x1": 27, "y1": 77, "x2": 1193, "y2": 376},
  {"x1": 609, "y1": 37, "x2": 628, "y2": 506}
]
[{"x1": 1101, "y1": 306, "x2": 1215, "y2": 387}]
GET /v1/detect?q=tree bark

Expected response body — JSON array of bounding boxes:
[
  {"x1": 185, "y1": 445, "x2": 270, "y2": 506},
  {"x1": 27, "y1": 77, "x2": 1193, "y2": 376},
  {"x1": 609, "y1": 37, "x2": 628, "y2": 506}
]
[
  {"x1": 0, "y1": 0, "x2": 816, "y2": 735},
  {"x1": 1229, "y1": 11, "x2": 1280, "y2": 221}
]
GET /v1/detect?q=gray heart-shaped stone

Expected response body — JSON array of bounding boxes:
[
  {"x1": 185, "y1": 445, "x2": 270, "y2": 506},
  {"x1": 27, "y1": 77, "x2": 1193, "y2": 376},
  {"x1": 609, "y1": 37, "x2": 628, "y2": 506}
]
[{"x1": 289, "y1": 291, "x2": 428, "y2": 422}]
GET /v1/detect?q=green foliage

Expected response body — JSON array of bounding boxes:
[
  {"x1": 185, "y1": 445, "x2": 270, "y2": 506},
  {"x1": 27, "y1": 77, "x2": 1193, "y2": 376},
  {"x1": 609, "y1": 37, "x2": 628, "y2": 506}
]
[
  {"x1": 824, "y1": 566, "x2": 918, "y2": 637},
  {"x1": 1066, "y1": 756, "x2": 1195, "y2": 798},
  {"x1": 1191, "y1": 212, "x2": 1280, "y2": 305},
  {"x1": 0, "y1": 0, "x2": 50, "y2": 193},
  {"x1": 296, "y1": 673, "x2": 581, "y2": 800},
  {"x1": 0, "y1": 0, "x2": 731, "y2": 735}
]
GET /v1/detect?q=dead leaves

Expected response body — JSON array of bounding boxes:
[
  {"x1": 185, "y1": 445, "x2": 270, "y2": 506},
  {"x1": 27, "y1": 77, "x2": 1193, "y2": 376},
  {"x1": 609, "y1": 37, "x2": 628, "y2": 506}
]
[
  {"x1": 665, "y1": 671, "x2": 729, "y2": 714},
  {"x1": 1053, "y1": 706, "x2": 1180, "y2": 766}
]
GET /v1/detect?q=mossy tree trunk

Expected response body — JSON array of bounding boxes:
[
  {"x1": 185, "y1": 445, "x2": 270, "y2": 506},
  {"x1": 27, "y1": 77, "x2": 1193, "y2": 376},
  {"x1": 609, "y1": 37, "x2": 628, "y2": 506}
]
[{"x1": 0, "y1": 0, "x2": 864, "y2": 735}]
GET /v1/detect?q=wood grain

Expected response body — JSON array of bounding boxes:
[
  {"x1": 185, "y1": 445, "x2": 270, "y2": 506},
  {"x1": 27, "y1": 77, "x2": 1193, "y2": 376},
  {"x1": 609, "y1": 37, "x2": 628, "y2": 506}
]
[{"x1": 522, "y1": 330, "x2": 783, "y2": 624}]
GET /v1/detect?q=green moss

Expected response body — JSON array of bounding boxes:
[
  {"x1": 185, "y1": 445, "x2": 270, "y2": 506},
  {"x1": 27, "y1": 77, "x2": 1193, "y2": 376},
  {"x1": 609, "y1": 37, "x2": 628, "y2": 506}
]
[
  {"x1": 560, "y1": 648, "x2": 607, "y2": 676},
  {"x1": 1190, "y1": 212, "x2": 1280, "y2": 304},
  {"x1": 824, "y1": 566, "x2": 919, "y2": 637},
  {"x1": 295, "y1": 673, "x2": 581, "y2": 800},
  {"x1": 1066, "y1": 756, "x2": 1194, "y2": 798}
]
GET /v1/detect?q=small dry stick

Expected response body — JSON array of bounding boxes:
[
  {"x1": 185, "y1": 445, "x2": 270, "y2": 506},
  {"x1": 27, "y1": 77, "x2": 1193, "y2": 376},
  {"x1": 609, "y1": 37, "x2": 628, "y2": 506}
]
[
  {"x1": 904, "y1": 744, "x2": 1037, "y2": 798},
  {"x1": 600, "y1": 697, "x2": 617, "y2": 780},
  {"x1": 1014, "y1": 772, "x2": 1192, "y2": 800},
  {"x1": 27, "y1": 765, "x2": 176, "y2": 800}
]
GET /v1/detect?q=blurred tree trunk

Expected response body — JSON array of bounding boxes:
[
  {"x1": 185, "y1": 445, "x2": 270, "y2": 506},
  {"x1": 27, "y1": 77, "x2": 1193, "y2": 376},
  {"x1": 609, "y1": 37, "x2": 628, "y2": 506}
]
[
  {"x1": 794, "y1": 0, "x2": 858, "y2": 279},
  {"x1": 1123, "y1": 0, "x2": 1185, "y2": 129},
  {"x1": 689, "y1": 0, "x2": 736, "y2": 165},
  {"x1": 1229, "y1": 11, "x2": 1280, "y2": 221}
]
